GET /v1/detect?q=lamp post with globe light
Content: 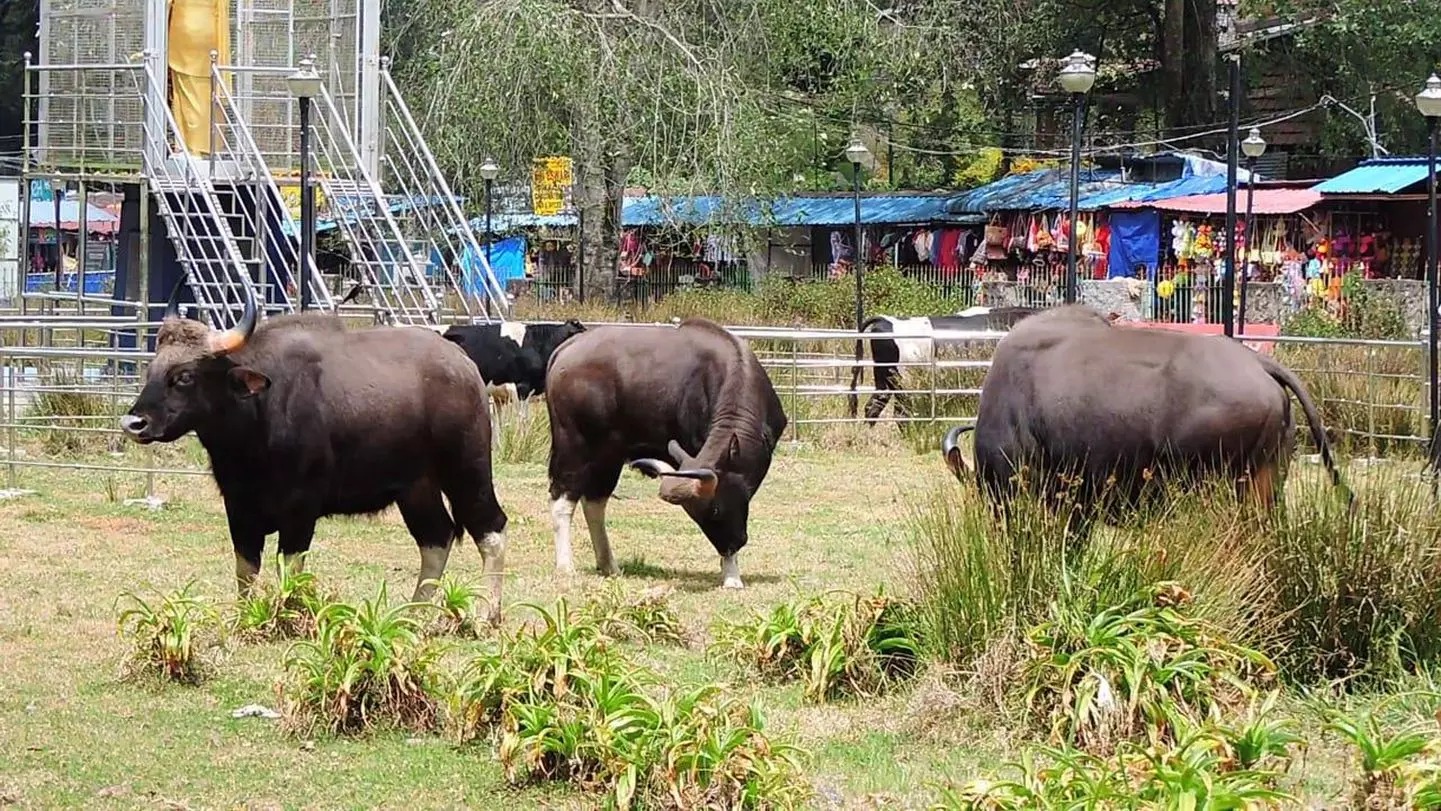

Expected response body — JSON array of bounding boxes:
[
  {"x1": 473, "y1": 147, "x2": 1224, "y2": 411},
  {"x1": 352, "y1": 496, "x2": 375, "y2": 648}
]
[
  {"x1": 286, "y1": 57, "x2": 323, "y2": 311},
  {"x1": 479, "y1": 157, "x2": 500, "y2": 314},
  {"x1": 1416, "y1": 73, "x2": 1441, "y2": 464},
  {"x1": 1058, "y1": 51, "x2": 1097, "y2": 304},
  {"x1": 846, "y1": 139, "x2": 871, "y2": 333},
  {"x1": 1237, "y1": 127, "x2": 1267, "y2": 333}
]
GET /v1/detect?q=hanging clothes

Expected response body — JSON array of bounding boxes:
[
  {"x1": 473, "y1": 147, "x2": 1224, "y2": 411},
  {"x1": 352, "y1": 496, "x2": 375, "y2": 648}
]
[{"x1": 913, "y1": 228, "x2": 933, "y2": 262}]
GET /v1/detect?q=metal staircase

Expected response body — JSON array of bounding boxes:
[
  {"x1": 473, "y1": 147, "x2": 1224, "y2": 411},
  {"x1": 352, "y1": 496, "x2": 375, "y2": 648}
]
[{"x1": 137, "y1": 56, "x2": 261, "y2": 330}]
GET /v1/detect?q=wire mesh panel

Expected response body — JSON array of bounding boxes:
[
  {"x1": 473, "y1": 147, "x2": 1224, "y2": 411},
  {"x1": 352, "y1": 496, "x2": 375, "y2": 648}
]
[{"x1": 38, "y1": 0, "x2": 147, "y2": 170}]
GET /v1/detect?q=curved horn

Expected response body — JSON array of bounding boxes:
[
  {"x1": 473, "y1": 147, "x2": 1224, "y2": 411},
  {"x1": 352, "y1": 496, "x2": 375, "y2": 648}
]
[
  {"x1": 941, "y1": 425, "x2": 975, "y2": 481},
  {"x1": 631, "y1": 458, "x2": 677, "y2": 479},
  {"x1": 163, "y1": 278, "x2": 186, "y2": 320},
  {"x1": 206, "y1": 283, "x2": 260, "y2": 356},
  {"x1": 667, "y1": 440, "x2": 697, "y2": 467}
]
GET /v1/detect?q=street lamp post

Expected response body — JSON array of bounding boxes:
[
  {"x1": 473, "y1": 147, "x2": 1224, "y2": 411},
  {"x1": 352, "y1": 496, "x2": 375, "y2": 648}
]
[
  {"x1": 1416, "y1": 73, "x2": 1441, "y2": 468},
  {"x1": 479, "y1": 157, "x2": 500, "y2": 314},
  {"x1": 1222, "y1": 54, "x2": 1242, "y2": 337},
  {"x1": 1058, "y1": 50, "x2": 1097, "y2": 305},
  {"x1": 286, "y1": 56, "x2": 323, "y2": 312},
  {"x1": 845, "y1": 139, "x2": 871, "y2": 334},
  {"x1": 50, "y1": 179, "x2": 63, "y2": 292},
  {"x1": 1238, "y1": 127, "x2": 1267, "y2": 334}
]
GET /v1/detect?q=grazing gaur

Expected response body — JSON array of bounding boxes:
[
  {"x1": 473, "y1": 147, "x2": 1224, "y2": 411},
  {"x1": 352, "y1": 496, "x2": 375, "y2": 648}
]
[
  {"x1": 544, "y1": 318, "x2": 788, "y2": 588},
  {"x1": 848, "y1": 306, "x2": 1041, "y2": 423},
  {"x1": 442, "y1": 319, "x2": 587, "y2": 405},
  {"x1": 118, "y1": 284, "x2": 509, "y2": 623},
  {"x1": 941, "y1": 305, "x2": 1346, "y2": 532}
]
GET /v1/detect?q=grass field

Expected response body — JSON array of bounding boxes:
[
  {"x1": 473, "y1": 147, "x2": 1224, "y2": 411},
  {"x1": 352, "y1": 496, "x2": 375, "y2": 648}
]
[{"x1": 5, "y1": 414, "x2": 1435, "y2": 809}]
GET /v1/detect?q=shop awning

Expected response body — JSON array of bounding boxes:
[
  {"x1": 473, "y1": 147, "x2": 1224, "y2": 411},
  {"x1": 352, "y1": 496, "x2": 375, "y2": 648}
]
[
  {"x1": 1117, "y1": 187, "x2": 1322, "y2": 215},
  {"x1": 28, "y1": 200, "x2": 119, "y2": 234},
  {"x1": 1313, "y1": 157, "x2": 1430, "y2": 195}
]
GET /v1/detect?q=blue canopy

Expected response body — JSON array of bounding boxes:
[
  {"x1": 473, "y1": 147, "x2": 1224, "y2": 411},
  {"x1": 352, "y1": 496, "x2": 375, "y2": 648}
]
[{"x1": 1313, "y1": 157, "x2": 1431, "y2": 195}]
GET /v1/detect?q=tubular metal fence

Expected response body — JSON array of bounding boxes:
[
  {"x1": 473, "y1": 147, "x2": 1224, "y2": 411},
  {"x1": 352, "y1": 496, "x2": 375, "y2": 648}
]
[{"x1": 0, "y1": 314, "x2": 1429, "y2": 500}]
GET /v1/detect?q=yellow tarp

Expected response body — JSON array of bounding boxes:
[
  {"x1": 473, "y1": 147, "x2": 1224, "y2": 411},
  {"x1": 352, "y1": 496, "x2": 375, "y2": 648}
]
[{"x1": 167, "y1": 0, "x2": 230, "y2": 155}]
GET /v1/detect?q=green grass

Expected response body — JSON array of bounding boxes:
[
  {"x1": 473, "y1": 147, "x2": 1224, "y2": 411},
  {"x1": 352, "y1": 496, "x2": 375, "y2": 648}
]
[{"x1": 1, "y1": 438, "x2": 1437, "y2": 808}]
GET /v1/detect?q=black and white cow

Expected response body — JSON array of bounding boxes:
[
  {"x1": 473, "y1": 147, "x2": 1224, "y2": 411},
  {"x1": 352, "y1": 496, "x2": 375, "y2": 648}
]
[
  {"x1": 847, "y1": 306, "x2": 1041, "y2": 423},
  {"x1": 442, "y1": 320, "x2": 587, "y2": 406}
]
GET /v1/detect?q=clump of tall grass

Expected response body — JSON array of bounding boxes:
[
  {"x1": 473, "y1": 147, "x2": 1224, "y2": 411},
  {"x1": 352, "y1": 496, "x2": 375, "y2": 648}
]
[
  {"x1": 115, "y1": 582, "x2": 221, "y2": 684},
  {"x1": 711, "y1": 588, "x2": 923, "y2": 703},
  {"x1": 907, "y1": 479, "x2": 1276, "y2": 668},
  {"x1": 491, "y1": 401, "x2": 551, "y2": 464},
  {"x1": 425, "y1": 575, "x2": 490, "y2": 638},
  {"x1": 24, "y1": 369, "x2": 118, "y2": 456},
  {"x1": 1261, "y1": 469, "x2": 1441, "y2": 684},
  {"x1": 280, "y1": 583, "x2": 445, "y2": 736}
]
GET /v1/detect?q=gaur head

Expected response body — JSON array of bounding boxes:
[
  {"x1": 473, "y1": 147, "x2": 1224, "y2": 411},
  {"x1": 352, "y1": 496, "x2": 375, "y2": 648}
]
[
  {"x1": 631, "y1": 437, "x2": 756, "y2": 549},
  {"x1": 555, "y1": 319, "x2": 586, "y2": 343},
  {"x1": 118, "y1": 283, "x2": 262, "y2": 444}
]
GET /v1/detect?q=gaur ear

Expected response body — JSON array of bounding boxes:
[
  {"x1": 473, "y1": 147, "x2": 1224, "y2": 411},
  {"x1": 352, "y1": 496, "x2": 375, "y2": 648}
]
[{"x1": 228, "y1": 367, "x2": 271, "y2": 398}]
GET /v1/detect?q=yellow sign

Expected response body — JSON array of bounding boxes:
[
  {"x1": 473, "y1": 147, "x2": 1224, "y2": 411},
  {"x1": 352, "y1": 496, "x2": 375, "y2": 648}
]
[
  {"x1": 531, "y1": 157, "x2": 574, "y2": 217},
  {"x1": 274, "y1": 171, "x2": 330, "y2": 223}
]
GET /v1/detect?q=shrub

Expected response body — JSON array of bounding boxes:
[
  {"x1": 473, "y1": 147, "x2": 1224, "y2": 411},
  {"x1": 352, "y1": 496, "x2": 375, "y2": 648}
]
[
  {"x1": 115, "y1": 582, "x2": 220, "y2": 684},
  {"x1": 1020, "y1": 581, "x2": 1276, "y2": 753},
  {"x1": 281, "y1": 583, "x2": 444, "y2": 736},
  {"x1": 711, "y1": 588, "x2": 923, "y2": 703},
  {"x1": 1259, "y1": 471, "x2": 1441, "y2": 684},
  {"x1": 578, "y1": 580, "x2": 688, "y2": 645},
  {"x1": 25, "y1": 369, "x2": 118, "y2": 456},
  {"x1": 1326, "y1": 697, "x2": 1441, "y2": 810},
  {"x1": 907, "y1": 481, "x2": 1276, "y2": 667},
  {"x1": 425, "y1": 575, "x2": 490, "y2": 638},
  {"x1": 232, "y1": 554, "x2": 327, "y2": 641},
  {"x1": 447, "y1": 599, "x2": 812, "y2": 809},
  {"x1": 491, "y1": 401, "x2": 552, "y2": 465}
]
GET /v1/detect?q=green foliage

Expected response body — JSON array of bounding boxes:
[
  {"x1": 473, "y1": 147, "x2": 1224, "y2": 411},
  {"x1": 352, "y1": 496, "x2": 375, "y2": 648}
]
[
  {"x1": 232, "y1": 554, "x2": 328, "y2": 641},
  {"x1": 491, "y1": 400, "x2": 552, "y2": 465},
  {"x1": 1280, "y1": 276, "x2": 1410, "y2": 341},
  {"x1": 427, "y1": 575, "x2": 489, "y2": 639},
  {"x1": 1325, "y1": 696, "x2": 1441, "y2": 809},
  {"x1": 115, "y1": 582, "x2": 220, "y2": 685},
  {"x1": 934, "y1": 720, "x2": 1296, "y2": 809},
  {"x1": 281, "y1": 583, "x2": 444, "y2": 736},
  {"x1": 446, "y1": 599, "x2": 812, "y2": 809},
  {"x1": 1021, "y1": 582, "x2": 1276, "y2": 752},
  {"x1": 1261, "y1": 472, "x2": 1441, "y2": 684},
  {"x1": 711, "y1": 588, "x2": 923, "y2": 703},
  {"x1": 25, "y1": 369, "x2": 118, "y2": 456},
  {"x1": 907, "y1": 481, "x2": 1276, "y2": 667},
  {"x1": 577, "y1": 581, "x2": 688, "y2": 645}
]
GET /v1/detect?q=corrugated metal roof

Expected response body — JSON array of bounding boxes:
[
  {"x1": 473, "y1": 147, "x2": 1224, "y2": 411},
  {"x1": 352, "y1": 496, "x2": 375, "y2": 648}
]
[
  {"x1": 469, "y1": 194, "x2": 982, "y2": 229},
  {"x1": 1114, "y1": 186, "x2": 1321, "y2": 215},
  {"x1": 1313, "y1": 157, "x2": 1431, "y2": 195}
]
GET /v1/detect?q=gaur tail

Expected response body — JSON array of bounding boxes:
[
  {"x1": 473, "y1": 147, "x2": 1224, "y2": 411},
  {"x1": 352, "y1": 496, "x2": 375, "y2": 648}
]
[
  {"x1": 1258, "y1": 353, "x2": 1353, "y2": 505},
  {"x1": 848, "y1": 316, "x2": 889, "y2": 419},
  {"x1": 941, "y1": 424, "x2": 975, "y2": 482}
]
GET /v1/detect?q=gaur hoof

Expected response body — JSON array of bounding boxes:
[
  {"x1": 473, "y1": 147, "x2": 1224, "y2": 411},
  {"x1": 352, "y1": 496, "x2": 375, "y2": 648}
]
[
  {"x1": 598, "y1": 565, "x2": 621, "y2": 578},
  {"x1": 721, "y1": 578, "x2": 745, "y2": 590}
]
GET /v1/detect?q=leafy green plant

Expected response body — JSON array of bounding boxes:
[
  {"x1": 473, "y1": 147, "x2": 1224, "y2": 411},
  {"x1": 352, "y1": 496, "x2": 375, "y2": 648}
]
[
  {"x1": 712, "y1": 588, "x2": 923, "y2": 702},
  {"x1": 578, "y1": 580, "x2": 687, "y2": 645},
  {"x1": 446, "y1": 598, "x2": 812, "y2": 809},
  {"x1": 426, "y1": 575, "x2": 489, "y2": 638},
  {"x1": 281, "y1": 583, "x2": 444, "y2": 736},
  {"x1": 115, "y1": 581, "x2": 219, "y2": 684},
  {"x1": 1260, "y1": 471, "x2": 1441, "y2": 684},
  {"x1": 1021, "y1": 581, "x2": 1275, "y2": 753},
  {"x1": 232, "y1": 553, "x2": 327, "y2": 641},
  {"x1": 1326, "y1": 698, "x2": 1441, "y2": 810}
]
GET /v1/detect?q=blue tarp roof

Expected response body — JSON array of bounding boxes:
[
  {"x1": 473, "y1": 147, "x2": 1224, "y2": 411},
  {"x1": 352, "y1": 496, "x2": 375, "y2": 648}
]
[
  {"x1": 1313, "y1": 157, "x2": 1431, "y2": 195},
  {"x1": 305, "y1": 194, "x2": 458, "y2": 236},
  {"x1": 472, "y1": 194, "x2": 981, "y2": 232},
  {"x1": 943, "y1": 152, "x2": 1253, "y2": 214}
]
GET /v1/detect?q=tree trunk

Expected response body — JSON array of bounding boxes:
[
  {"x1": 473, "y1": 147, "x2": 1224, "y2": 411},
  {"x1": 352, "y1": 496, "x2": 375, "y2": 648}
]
[{"x1": 1161, "y1": 0, "x2": 1187, "y2": 136}]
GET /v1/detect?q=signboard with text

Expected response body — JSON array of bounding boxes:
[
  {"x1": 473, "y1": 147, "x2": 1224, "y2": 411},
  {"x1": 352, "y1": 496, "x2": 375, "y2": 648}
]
[
  {"x1": 0, "y1": 178, "x2": 18, "y2": 302},
  {"x1": 531, "y1": 157, "x2": 574, "y2": 217}
]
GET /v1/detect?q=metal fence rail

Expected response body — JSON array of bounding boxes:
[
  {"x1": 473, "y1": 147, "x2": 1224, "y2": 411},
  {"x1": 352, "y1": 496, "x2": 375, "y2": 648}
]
[{"x1": 2, "y1": 318, "x2": 1429, "y2": 498}]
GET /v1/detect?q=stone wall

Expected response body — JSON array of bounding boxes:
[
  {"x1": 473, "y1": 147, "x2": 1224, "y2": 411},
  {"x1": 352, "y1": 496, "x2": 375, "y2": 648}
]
[{"x1": 975, "y1": 278, "x2": 1429, "y2": 334}]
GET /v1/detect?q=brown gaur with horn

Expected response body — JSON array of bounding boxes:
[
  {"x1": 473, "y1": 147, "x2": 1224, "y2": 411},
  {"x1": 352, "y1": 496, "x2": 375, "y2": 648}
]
[
  {"x1": 119, "y1": 280, "x2": 511, "y2": 623},
  {"x1": 542, "y1": 318, "x2": 788, "y2": 589}
]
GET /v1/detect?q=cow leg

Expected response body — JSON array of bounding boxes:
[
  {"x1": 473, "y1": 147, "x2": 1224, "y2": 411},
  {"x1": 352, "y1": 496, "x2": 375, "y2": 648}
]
[
  {"x1": 865, "y1": 365, "x2": 899, "y2": 424},
  {"x1": 223, "y1": 502, "x2": 266, "y2": 595},
  {"x1": 550, "y1": 495, "x2": 579, "y2": 575},
  {"x1": 441, "y1": 470, "x2": 509, "y2": 626},
  {"x1": 396, "y1": 483, "x2": 458, "y2": 605},
  {"x1": 720, "y1": 552, "x2": 743, "y2": 589},
  {"x1": 581, "y1": 497, "x2": 619, "y2": 576},
  {"x1": 276, "y1": 517, "x2": 318, "y2": 589}
]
